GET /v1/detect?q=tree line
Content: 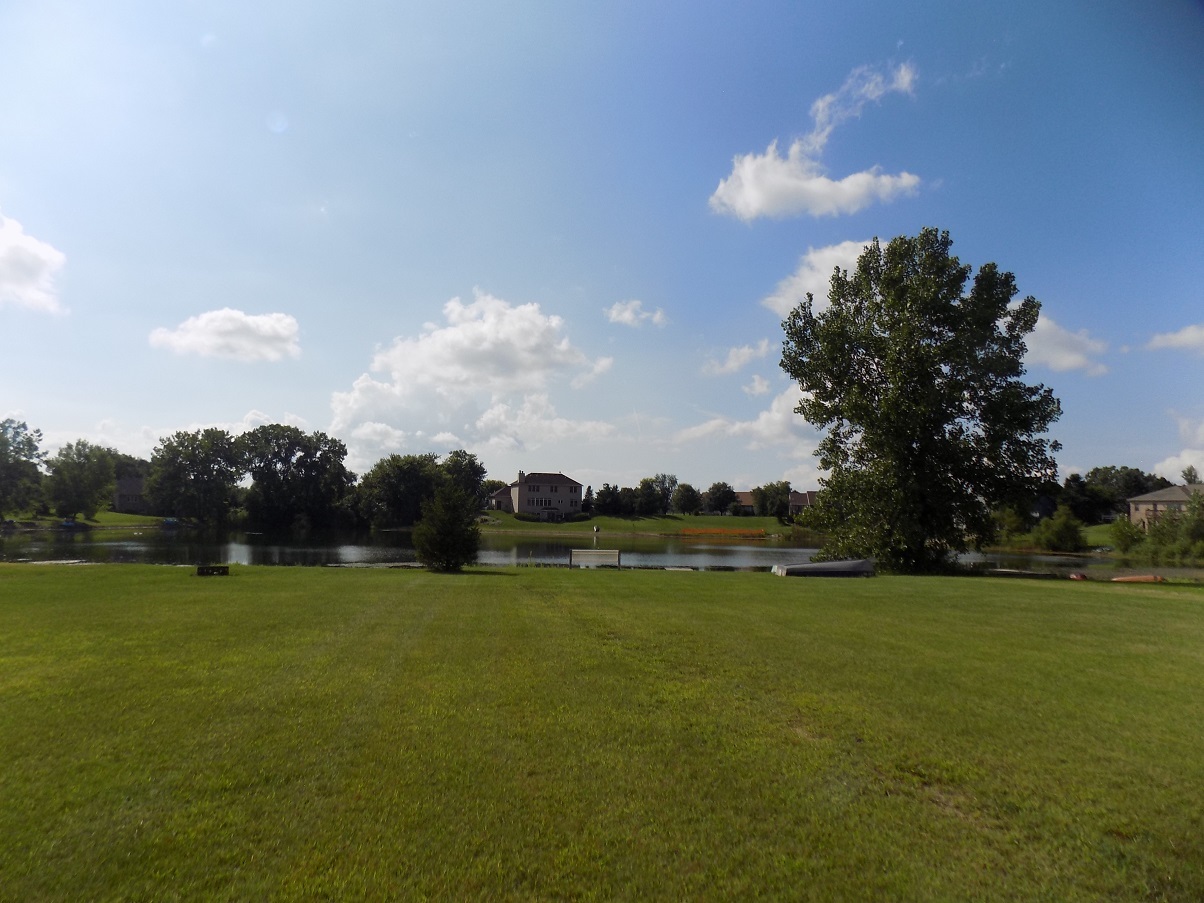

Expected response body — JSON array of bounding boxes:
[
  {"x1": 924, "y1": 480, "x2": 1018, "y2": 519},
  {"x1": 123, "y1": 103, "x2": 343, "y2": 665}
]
[
  {"x1": 0, "y1": 419, "x2": 488, "y2": 533},
  {"x1": 2, "y1": 418, "x2": 800, "y2": 531}
]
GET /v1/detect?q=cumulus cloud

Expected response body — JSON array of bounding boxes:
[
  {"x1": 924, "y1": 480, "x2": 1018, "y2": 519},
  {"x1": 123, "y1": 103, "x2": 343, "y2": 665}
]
[
  {"x1": 743, "y1": 375, "x2": 771, "y2": 396},
  {"x1": 0, "y1": 213, "x2": 67, "y2": 313},
  {"x1": 476, "y1": 394, "x2": 613, "y2": 453},
  {"x1": 331, "y1": 290, "x2": 610, "y2": 431},
  {"x1": 762, "y1": 240, "x2": 870, "y2": 316},
  {"x1": 676, "y1": 388, "x2": 815, "y2": 450},
  {"x1": 710, "y1": 63, "x2": 919, "y2": 221},
  {"x1": 605, "y1": 299, "x2": 667, "y2": 328},
  {"x1": 1153, "y1": 415, "x2": 1204, "y2": 482},
  {"x1": 149, "y1": 308, "x2": 301, "y2": 362},
  {"x1": 1147, "y1": 323, "x2": 1204, "y2": 355},
  {"x1": 705, "y1": 339, "x2": 774, "y2": 375},
  {"x1": 1025, "y1": 315, "x2": 1108, "y2": 376}
]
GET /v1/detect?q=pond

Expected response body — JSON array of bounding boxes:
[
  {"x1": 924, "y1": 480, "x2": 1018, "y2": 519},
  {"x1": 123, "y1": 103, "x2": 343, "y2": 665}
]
[
  {"x1": 1, "y1": 525, "x2": 1197, "y2": 578},
  {"x1": 0, "y1": 526, "x2": 819, "y2": 570}
]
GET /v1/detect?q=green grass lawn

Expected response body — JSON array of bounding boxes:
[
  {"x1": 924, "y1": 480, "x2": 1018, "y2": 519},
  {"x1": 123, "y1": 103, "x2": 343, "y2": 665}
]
[{"x1": 2, "y1": 565, "x2": 1202, "y2": 900}]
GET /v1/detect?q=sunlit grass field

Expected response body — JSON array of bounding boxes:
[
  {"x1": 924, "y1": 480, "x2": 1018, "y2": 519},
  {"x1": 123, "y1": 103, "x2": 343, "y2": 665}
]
[{"x1": 2, "y1": 565, "x2": 1202, "y2": 900}]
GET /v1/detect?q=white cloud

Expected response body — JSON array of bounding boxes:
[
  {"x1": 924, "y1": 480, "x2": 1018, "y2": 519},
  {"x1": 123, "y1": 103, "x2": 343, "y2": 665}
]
[
  {"x1": 710, "y1": 63, "x2": 919, "y2": 221},
  {"x1": 676, "y1": 388, "x2": 814, "y2": 450},
  {"x1": 476, "y1": 393, "x2": 613, "y2": 453},
  {"x1": 1153, "y1": 416, "x2": 1204, "y2": 481},
  {"x1": 149, "y1": 308, "x2": 301, "y2": 362},
  {"x1": 331, "y1": 290, "x2": 609, "y2": 430},
  {"x1": 1147, "y1": 323, "x2": 1204, "y2": 355},
  {"x1": 605, "y1": 299, "x2": 668, "y2": 328},
  {"x1": 1025, "y1": 315, "x2": 1108, "y2": 376},
  {"x1": 0, "y1": 213, "x2": 67, "y2": 314},
  {"x1": 762, "y1": 240, "x2": 870, "y2": 316},
  {"x1": 705, "y1": 339, "x2": 773, "y2": 375},
  {"x1": 743, "y1": 375, "x2": 771, "y2": 396}
]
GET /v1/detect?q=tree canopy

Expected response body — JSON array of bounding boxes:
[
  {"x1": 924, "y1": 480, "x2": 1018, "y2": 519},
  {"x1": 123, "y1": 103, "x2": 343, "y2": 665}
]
[
  {"x1": 0, "y1": 419, "x2": 45, "y2": 516},
  {"x1": 781, "y1": 227, "x2": 1062, "y2": 572},
  {"x1": 45, "y1": 440, "x2": 115, "y2": 520},
  {"x1": 240, "y1": 425, "x2": 355, "y2": 532},
  {"x1": 147, "y1": 428, "x2": 244, "y2": 524}
]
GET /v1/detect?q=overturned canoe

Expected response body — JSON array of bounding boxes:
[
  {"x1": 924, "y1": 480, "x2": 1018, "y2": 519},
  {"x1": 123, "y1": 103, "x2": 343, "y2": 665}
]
[
  {"x1": 1110, "y1": 574, "x2": 1166, "y2": 583},
  {"x1": 772, "y1": 559, "x2": 875, "y2": 578}
]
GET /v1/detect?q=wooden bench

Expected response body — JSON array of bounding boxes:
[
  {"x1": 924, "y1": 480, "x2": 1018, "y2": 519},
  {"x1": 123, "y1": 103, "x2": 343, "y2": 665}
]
[
  {"x1": 196, "y1": 565, "x2": 230, "y2": 577},
  {"x1": 570, "y1": 549, "x2": 621, "y2": 568}
]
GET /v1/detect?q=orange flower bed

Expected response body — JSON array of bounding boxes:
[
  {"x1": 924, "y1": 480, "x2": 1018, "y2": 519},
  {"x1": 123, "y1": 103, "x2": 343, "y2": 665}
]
[{"x1": 680, "y1": 527, "x2": 767, "y2": 538}]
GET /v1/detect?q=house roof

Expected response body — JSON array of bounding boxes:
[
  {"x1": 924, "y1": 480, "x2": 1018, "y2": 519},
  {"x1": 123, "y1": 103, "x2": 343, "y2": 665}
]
[
  {"x1": 1128, "y1": 484, "x2": 1204, "y2": 503},
  {"x1": 515, "y1": 472, "x2": 581, "y2": 487}
]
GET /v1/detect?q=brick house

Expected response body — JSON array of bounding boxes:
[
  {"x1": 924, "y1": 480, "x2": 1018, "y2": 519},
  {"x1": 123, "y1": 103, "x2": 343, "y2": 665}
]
[{"x1": 491, "y1": 471, "x2": 584, "y2": 522}]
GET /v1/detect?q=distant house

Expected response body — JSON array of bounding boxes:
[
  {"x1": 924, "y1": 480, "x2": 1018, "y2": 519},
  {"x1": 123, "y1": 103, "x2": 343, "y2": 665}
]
[
  {"x1": 789, "y1": 490, "x2": 818, "y2": 517},
  {"x1": 113, "y1": 475, "x2": 151, "y2": 514},
  {"x1": 490, "y1": 471, "x2": 583, "y2": 522},
  {"x1": 1128, "y1": 484, "x2": 1204, "y2": 530},
  {"x1": 733, "y1": 492, "x2": 757, "y2": 516}
]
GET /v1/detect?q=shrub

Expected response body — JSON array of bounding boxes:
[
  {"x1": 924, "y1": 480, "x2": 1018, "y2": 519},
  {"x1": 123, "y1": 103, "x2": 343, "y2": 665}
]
[
  {"x1": 412, "y1": 485, "x2": 480, "y2": 572},
  {"x1": 1032, "y1": 505, "x2": 1086, "y2": 552}
]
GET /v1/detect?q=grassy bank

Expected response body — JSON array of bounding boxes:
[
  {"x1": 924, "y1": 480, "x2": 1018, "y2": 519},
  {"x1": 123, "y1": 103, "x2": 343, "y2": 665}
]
[
  {"x1": 480, "y1": 511, "x2": 799, "y2": 538},
  {"x1": 2, "y1": 565, "x2": 1202, "y2": 900}
]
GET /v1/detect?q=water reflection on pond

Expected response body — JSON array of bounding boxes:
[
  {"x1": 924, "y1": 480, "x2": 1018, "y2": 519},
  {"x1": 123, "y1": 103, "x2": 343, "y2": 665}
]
[
  {"x1": 2, "y1": 526, "x2": 1198, "y2": 578},
  {"x1": 1, "y1": 527, "x2": 819, "y2": 570}
]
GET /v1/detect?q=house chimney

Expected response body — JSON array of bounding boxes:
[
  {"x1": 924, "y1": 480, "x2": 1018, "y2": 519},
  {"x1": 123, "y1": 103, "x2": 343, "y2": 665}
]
[{"x1": 518, "y1": 471, "x2": 525, "y2": 483}]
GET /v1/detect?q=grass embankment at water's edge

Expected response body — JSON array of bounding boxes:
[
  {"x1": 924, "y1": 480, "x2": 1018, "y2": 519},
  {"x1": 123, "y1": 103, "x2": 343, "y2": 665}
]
[
  {"x1": 2, "y1": 565, "x2": 1202, "y2": 900},
  {"x1": 480, "y1": 511, "x2": 800, "y2": 539}
]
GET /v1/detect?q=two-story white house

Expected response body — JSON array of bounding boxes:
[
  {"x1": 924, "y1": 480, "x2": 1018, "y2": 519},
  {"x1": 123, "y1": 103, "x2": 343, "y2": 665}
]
[{"x1": 490, "y1": 471, "x2": 584, "y2": 522}]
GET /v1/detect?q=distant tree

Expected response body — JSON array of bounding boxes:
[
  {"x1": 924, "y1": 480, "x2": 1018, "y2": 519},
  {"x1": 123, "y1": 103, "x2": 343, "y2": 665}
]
[
  {"x1": 441, "y1": 449, "x2": 488, "y2": 509},
  {"x1": 636, "y1": 478, "x2": 662, "y2": 516},
  {"x1": 1058, "y1": 473, "x2": 1112, "y2": 525},
  {"x1": 240, "y1": 425, "x2": 355, "y2": 532},
  {"x1": 412, "y1": 484, "x2": 480, "y2": 572},
  {"x1": 0, "y1": 419, "x2": 45, "y2": 516},
  {"x1": 1183, "y1": 465, "x2": 1201, "y2": 486},
  {"x1": 703, "y1": 482, "x2": 737, "y2": 515},
  {"x1": 356, "y1": 453, "x2": 442, "y2": 528},
  {"x1": 111, "y1": 452, "x2": 151, "y2": 480},
  {"x1": 650, "y1": 473, "x2": 678, "y2": 515},
  {"x1": 45, "y1": 440, "x2": 115, "y2": 520},
  {"x1": 671, "y1": 483, "x2": 703, "y2": 515},
  {"x1": 617, "y1": 486, "x2": 638, "y2": 516},
  {"x1": 781, "y1": 228, "x2": 1061, "y2": 572},
  {"x1": 752, "y1": 481, "x2": 792, "y2": 519},
  {"x1": 147, "y1": 428, "x2": 244, "y2": 524},
  {"x1": 1081, "y1": 466, "x2": 1171, "y2": 518},
  {"x1": 1110, "y1": 516, "x2": 1144, "y2": 555},
  {"x1": 581, "y1": 485, "x2": 594, "y2": 514},
  {"x1": 593, "y1": 483, "x2": 622, "y2": 516},
  {"x1": 1032, "y1": 504, "x2": 1086, "y2": 553}
]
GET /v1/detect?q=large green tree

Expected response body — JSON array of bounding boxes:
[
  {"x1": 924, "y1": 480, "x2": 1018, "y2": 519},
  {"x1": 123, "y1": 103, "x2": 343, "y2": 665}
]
[
  {"x1": 440, "y1": 449, "x2": 488, "y2": 509},
  {"x1": 0, "y1": 419, "x2": 45, "y2": 516},
  {"x1": 671, "y1": 482, "x2": 703, "y2": 515},
  {"x1": 356, "y1": 453, "x2": 443, "y2": 528},
  {"x1": 44, "y1": 440, "x2": 115, "y2": 520},
  {"x1": 702, "y1": 482, "x2": 736, "y2": 515},
  {"x1": 752, "y1": 481, "x2": 792, "y2": 519},
  {"x1": 240, "y1": 425, "x2": 355, "y2": 532},
  {"x1": 781, "y1": 228, "x2": 1062, "y2": 572},
  {"x1": 147, "y1": 428, "x2": 244, "y2": 524}
]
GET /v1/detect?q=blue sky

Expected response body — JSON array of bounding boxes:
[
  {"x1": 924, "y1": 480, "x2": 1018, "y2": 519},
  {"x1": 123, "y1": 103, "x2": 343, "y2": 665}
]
[{"x1": 3, "y1": 0, "x2": 1203, "y2": 493}]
